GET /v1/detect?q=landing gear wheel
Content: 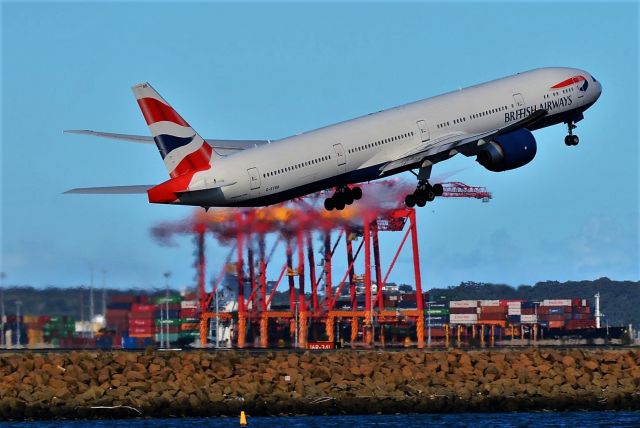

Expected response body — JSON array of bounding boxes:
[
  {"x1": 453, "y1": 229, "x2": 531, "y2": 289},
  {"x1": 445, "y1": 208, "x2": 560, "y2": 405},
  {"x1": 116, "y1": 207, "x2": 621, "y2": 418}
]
[
  {"x1": 564, "y1": 135, "x2": 579, "y2": 146},
  {"x1": 324, "y1": 197, "x2": 335, "y2": 211},
  {"x1": 425, "y1": 189, "x2": 436, "y2": 202},
  {"x1": 343, "y1": 191, "x2": 354, "y2": 206},
  {"x1": 405, "y1": 194, "x2": 416, "y2": 208},
  {"x1": 432, "y1": 183, "x2": 444, "y2": 197},
  {"x1": 415, "y1": 194, "x2": 427, "y2": 207},
  {"x1": 334, "y1": 199, "x2": 346, "y2": 211},
  {"x1": 351, "y1": 186, "x2": 363, "y2": 200},
  {"x1": 564, "y1": 135, "x2": 573, "y2": 146}
]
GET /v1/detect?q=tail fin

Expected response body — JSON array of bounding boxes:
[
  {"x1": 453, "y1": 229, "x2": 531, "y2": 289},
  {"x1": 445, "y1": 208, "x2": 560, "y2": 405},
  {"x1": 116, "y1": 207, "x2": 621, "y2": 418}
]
[{"x1": 132, "y1": 82, "x2": 219, "y2": 178}]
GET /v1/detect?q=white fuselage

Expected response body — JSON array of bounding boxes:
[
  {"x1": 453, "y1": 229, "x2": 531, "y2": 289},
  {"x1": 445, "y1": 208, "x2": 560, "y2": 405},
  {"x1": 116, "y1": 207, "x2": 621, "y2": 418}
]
[{"x1": 181, "y1": 67, "x2": 601, "y2": 207}]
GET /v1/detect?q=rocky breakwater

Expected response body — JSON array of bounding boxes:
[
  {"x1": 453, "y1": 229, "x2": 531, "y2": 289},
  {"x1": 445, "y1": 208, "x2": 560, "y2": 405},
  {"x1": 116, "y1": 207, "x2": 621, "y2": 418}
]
[{"x1": 1, "y1": 348, "x2": 639, "y2": 419}]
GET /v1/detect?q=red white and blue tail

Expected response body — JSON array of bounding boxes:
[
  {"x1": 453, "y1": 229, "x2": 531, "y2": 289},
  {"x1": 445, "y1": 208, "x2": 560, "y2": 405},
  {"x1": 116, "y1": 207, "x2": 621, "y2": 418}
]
[{"x1": 132, "y1": 83, "x2": 218, "y2": 178}]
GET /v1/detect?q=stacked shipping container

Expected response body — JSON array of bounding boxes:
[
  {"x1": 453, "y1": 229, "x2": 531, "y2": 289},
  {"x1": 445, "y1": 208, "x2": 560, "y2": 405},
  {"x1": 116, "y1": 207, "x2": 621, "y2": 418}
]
[{"x1": 179, "y1": 300, "x2": 200, "y2": 344}]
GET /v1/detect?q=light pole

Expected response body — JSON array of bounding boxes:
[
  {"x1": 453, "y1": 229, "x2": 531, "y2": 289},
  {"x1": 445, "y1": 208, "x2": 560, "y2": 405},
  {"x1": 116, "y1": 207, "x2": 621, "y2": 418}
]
[
  {"x1": 215, "y1": 287, "x2": 220, "y2": 349},
  {"x1": 89, "y1": 266, "x2": 95, "y2": 338},
  {"x1": 101, "y1": 269, "x2": 107, "y2": 319},
  {"x1": 426, "y1": 301, "x2": 435, "y2": 348},
  {"x1": 0, "y1": 272, "x2": 5, "y2": 348},
  {"x1": 163, "y1": 271, "x2": 171, "y2": 348},
  {"x1": 15, "y1": 300, "x2": 22, "y2": 348},
  {"x1": 294, "y1": 301, "x2": 299, "y2": 349}
]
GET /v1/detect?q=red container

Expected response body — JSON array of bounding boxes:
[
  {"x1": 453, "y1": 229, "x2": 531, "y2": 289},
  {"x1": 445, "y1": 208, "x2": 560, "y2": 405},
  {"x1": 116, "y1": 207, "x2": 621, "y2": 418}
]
[
  {"x1": 480, "y1": 306, "x2": 507, "y2": 314},
  {"x1": 479, "y1": 313, "x2": 506, "y2": 321},
  {"x1": 549, "y1": 320, "x2": 565, "y2": 328},
  {"x1": 180, "y1": 308, "x2": 198, "y2": 318},
  {"x1": 129, "y1": 311, "x2": 155, "y2": 319},
  {"x1": 450, "y1": 307, "x2": 477, "y2": 314},
  {"x1": 132, "y1": 304, "x2": 157, "y2": 312},
  {"x1": 110, "y1": 295, "x2": 138, "y2": 304},
  {"x1": 129, "y1": 326, "x2": 155, "y2": 335},
  {"x1": 129, "y1": 318, "x2": 155, "y2": 327},
  {"x1": 521, "y1": 308, "x2": 535, "y2": 315}
]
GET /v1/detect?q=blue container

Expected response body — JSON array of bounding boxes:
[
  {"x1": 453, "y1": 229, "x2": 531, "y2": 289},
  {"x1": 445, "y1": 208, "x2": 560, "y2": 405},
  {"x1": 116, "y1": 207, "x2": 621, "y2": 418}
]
[
  {"x1": 155, "y1": 310, "x2": 180, "y2": 319},
  {"x1": 521, "y1": 302, "x2": 535, "y2": 309},
  {"x1": 507, "y1": 315, "x2": 520, "y2": 324},
  {"x1": 430, "y1": 303, "x2": 448, "y2": 309},
  {"x1": 122, "y1": 336, "x2": 139, "y2": 349},
  {"x1": 107, "y1": 302, "x2": 132, "y2": 310},
  {"x1": 141, "y1": 338, "x2": 155, "y2": 347},
  {"x1": 426, "y1": 316, "x2": 446, "y2": 322},
  {"x1": 96, "y1": 336, "x2": 113, "y2": 349}
]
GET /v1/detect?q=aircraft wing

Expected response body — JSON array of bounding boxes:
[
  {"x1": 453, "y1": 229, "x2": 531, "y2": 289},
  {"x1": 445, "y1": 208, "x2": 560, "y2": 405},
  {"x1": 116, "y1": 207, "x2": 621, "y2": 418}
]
[
  {"x1": 380, "y1": 109, "x2": 548, "y2": 174},
  {"x1": 64, "y1": 130, "x2": 269, "y2": 154}
]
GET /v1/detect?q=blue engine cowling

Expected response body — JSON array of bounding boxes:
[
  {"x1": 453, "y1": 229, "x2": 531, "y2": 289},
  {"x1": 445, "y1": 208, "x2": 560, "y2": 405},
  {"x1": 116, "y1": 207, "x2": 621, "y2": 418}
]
[{"x1": 476, "y1": 128, "x2": 537, "y2": 172}]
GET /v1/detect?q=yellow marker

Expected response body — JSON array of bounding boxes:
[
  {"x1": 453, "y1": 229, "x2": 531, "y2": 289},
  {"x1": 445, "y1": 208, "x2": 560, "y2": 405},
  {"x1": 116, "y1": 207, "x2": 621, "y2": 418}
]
[{"x1": 240, "y1": 410, "x2": 247, "y2": 426}]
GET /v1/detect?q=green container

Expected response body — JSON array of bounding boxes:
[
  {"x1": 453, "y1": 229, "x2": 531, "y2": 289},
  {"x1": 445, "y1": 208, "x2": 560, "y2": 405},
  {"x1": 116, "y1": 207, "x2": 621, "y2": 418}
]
[
  {"x1": 180, "y1": 318, "x2": 199, "y2": 323},
  {"x1": 179, "y1": 331, "x2": 200, "y2": 338},
  {"x1": 155, "y1": 333, "x2": 179, "y2": 342},
  {"x1": 154, "y1": 295, "x2": 182, "y2": 305},
  {"x1": 155, "y1": 319, "x2": 181, "y2": 326},
  {"x1": 426, "y1": 309, "x2": 449, "y2": 315}
]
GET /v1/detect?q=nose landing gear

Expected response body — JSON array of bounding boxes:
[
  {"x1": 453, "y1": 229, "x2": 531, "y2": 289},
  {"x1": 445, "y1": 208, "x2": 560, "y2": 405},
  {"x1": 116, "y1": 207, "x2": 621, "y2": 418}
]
[
  {"x1": 324, "y1": 185, "x2": 362, "y2": 211},
  {"x1": 564, "y1": 121, "x2": 579, "y2": 146}
]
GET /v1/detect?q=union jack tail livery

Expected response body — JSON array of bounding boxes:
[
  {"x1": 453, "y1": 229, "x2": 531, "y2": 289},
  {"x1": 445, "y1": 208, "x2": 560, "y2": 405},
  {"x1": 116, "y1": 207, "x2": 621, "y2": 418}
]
[{"x1": 132, "y1": 83, "x2": 218, "y2": 178}]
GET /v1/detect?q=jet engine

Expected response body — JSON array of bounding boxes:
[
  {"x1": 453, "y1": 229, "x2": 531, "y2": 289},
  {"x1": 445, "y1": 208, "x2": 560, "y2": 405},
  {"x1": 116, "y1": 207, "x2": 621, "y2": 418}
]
[{"x1": 476, "y1": 128, "x2": 537, "y2": 172}]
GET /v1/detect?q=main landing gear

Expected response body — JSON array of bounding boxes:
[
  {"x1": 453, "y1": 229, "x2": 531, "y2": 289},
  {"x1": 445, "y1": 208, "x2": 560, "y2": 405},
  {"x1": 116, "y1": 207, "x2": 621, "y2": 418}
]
[
  {"x1": 324, "y1": 185, "x2": 362, "y2": 211},
  {"x1": 564, "y1": 121, "x2": 579, "y2": 146},
  {"x1": 404, "y1": 164, "x2": 442, "y2": 208},
  {"x1": 405, "y1": 181, "x2": 443, "y2": 207}
]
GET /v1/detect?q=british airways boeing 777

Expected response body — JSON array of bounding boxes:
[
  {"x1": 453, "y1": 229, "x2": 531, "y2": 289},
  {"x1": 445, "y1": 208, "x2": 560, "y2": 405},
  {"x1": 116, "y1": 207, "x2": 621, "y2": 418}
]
[{"x1": 66, "y1": 67, "x2": 602, "y2": 210}]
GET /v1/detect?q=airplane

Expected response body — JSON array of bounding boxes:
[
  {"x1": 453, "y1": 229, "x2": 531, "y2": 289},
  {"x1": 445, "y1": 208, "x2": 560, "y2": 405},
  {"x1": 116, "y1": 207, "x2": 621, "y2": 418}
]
[{"x1": 66, "y1": 67, "x2": 602, "y2": 210}]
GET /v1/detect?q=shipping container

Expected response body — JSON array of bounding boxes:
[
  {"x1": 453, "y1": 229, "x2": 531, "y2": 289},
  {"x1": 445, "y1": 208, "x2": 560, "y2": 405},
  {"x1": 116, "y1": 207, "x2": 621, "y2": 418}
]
[
  {"x1": 449, "y1": 300, "x2": 477, "y2": 308},
  {"x1": 129, "y1": 326, "x2": 155, "y2": 335},
  {"x1": 107, "y1": 302, "x2": 132, "y2": 310},
  {"x1": 450, "y1": 307, "x2": 477, "y2": 314},
  {"x1": 156, "y1": 319, "x2": 181, "y2": 326},
  {"x1": 155, "y1": 310, "x2": 180, "y2": 319},
  {"x1": 132, "y1": 304, "x2": 157, "y2": 312},
  {"x1": 520, "y1": 314, "x2": 537, "y2": 323},
  {"x1": 548, "y1": 320, "x2": 565, "y2": 328},
  {"x1": 542, "y1": 299, "x2": 572, "y2": 307},
  {"x1": 181, "y1": 300, "x2": 198, "y2": 309},
  {"x1": 154, "y1": 295, "x2": 182, "y2": 305},
  {"x1": 155, "y1": 333, "x2": 179, "y2": 342},
  {"x1": 480, "y1": 306, "x2": 507, "y2": 314},
  {"x1": 129, "y1": 318, "x2": 155, "y2": 327},
  {"x1": 129, "y1": 310, "x2": 155, "y2": 320},
  {"x1": 449, "y1": 314, "x2": 478, "y2": 324},
  {"x1": 180, "y1": 308, "x2": 198, "y2": 318},
  {"x1": 478, "y1": 300, "x2": 500, "y2": 307}
]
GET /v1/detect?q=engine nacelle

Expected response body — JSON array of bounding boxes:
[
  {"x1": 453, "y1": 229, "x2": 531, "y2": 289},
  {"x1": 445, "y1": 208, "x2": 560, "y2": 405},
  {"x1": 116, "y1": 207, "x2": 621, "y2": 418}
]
[{"x1": 476, "y1": 128, "x2": 537, "y2": 172}]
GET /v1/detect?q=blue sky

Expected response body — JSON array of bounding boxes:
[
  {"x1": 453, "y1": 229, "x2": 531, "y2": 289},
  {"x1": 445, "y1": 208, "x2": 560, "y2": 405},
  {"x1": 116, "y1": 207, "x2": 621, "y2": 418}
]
[{"x1": 1, "y1": 2, "x2": 638, "y2": 291}]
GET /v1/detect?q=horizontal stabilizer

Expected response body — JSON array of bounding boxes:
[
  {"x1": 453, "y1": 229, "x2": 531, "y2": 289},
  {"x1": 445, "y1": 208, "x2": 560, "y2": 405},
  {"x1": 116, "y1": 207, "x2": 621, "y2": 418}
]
[
  {"x1": 64, "y1": 129, "x2": 269, "y2": 152},
  {"x1": 64, "y1": 185, "x2": 153, "y2": 194},
  {"x1": 64, "y1": 130, "x2": 153, "y2": 143}
]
